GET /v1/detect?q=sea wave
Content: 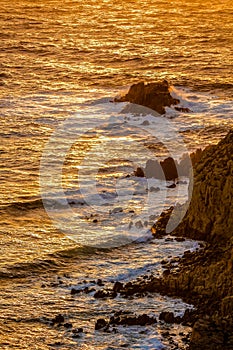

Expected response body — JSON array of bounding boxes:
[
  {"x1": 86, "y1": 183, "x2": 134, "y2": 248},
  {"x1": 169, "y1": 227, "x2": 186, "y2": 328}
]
[{"x1": 0, "y1": 258, "x2": 60, "y2": 279}]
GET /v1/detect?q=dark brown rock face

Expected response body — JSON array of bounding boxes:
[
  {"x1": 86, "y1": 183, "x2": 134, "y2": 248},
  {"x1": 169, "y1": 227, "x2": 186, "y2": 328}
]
[
  {"x1": 110, "y1": 313, "x2": 157, "y2": 326},
  {"x1": 145, "y1": 159, "x2": 164, "y2": 179},
  {"x1": 134, "y1": 167, "x2": 145, "y2": 177},
  {"x1": 160, "y1": 157, "x2": 178, "y2": 181},
  {"x1": 144, "y1": 150, "x2": 204, "y2": 180},
  {"x1": 114, "y1": 80, "x2": 179, "y2": 114},
  {"x1": 175, "y1": 131, "x2": 233, "y2": 243},
  {"x1": 178, "y1": 148, "x2": 204, "y2": 177},
  {"x1": 151, "y1": 206, "x2": 174, "y2": 237},
  {"x1": 145, "y1": 157, "x2": 178, "y2": 180},
  {"x1": 168, "y1": 131, "x2": 233, "y2": 349},
  {"x1": 121, "y1": 131, "x2": 233, "y2": 349}
]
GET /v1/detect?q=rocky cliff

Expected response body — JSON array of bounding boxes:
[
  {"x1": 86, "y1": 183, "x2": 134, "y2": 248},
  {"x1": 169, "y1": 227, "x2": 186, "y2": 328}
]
[
  {"x1": 127, "y1": 131, "x2": 233, "y2": 349},
  {"x1": 175, "y1": 131, "x2": 233, "y2": 243},
  {"x1": 156, "y1": 131, "x2": 233, "y2": 349}
]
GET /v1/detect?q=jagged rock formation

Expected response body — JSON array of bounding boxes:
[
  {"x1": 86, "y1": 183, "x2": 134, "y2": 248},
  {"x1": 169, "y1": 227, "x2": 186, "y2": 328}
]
[
  {"x1": 143, "y1": 149, "x2": 204, "y2": 180},
  {"x1": 125, "y1": 131, "x2": 233, "y2": 349},
  {"x1": 175, "y1": 131, "x2": 233, "y2": 243},
  {"x1": 171, "y1": 130, "x2": 233, "y2": 349},
  {"x1": 154, "y1": 131, "x2": 233, "y2": 349},
  {"x1": 114, "y1": 80, "x2": 179, "y2": 114},
  {"x1": 93, "y1": 130, "x2": 232, "y2": 348}
]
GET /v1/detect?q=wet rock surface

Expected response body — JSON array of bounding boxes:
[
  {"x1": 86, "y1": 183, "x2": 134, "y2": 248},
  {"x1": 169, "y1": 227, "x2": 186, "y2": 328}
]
[
  {"x1": 95, "y1": 311, "x2": 157, "y2": 332},
  {"x1": 110, "y1": 313, "x2": 157, "y2": 326},
  {"x1": 134, "y1": 148, "x2": 205, "y2": 180},
  {"x1": 134, "y1": 166, "x2": 145, "y2": 177},
  {"x1": 114, "y1": 80, "x2": 179, "y2": 114},
  {"x1": 130, "y1": 131, "x2": 233, "y2": 349},
  {"x1": 66, "y1": 132, "x2": 232, "y2": 349},
  {"x1": 151, "y1": 206, "x2": 174, "y2": 238}
]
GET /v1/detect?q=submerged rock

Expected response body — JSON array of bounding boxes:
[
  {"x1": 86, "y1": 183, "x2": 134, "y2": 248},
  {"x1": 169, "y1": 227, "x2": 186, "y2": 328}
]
[
  {"x1": 94, "y1": 289, "x2": 117, "y2": 299},
  {"x1": 114, "y1": 80, "x2": 179, "y2": 115},
  {"x1": 52, "y1": 314, "x2": 65, "y2": 325},
  {"x1": 174, "y1": 106, "x2": 191, "y2": 113},
  {"x1": 159, "y1": 311, "x2": 181, "y2": 324},
  {"x1": 166, "y1": 183, "x2": 176, "y2": 188},
  {"x1": 110, "y1": 313, "x2": 157, "y2": 326},
  {"x1": 149, "y1": 186, "x2": 160, "y2": 192},
  {"x1": 71, "y1": 288, "x2": 81, "y2": 295},
  {"x1": 72, "y1": 328, "x2": 84, "y2": 338}
]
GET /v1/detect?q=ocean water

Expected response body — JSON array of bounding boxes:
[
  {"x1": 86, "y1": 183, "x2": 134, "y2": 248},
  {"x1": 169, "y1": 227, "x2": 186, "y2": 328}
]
[{"x1": 0, "y1": 0, "x2": 233, "y2": 349}]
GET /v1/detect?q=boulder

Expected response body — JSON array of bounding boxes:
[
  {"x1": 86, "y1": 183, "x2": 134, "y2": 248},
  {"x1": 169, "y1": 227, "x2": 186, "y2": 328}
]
[
  {"x1": 159, "y1": 311, "x2": 181, "y2": 324},
  {"x1": 113, "y1": 281, "x2": 124, "y2": 293},
  {"x1": 94, "y1": 289, "x2": 117, "y2": 299},
  {"x1": 151, "y1": 206, "x2": 174, "y2": 238},
  {"x1": 145, "y1": 159, "x2": 164, "y2": 179},
  {"x1": 95, "y1": 318, "x2": 107, "y2": 330},
  {"x1": 160, "y1": 157, "x2": 178, "y2": 181},
  {"x1": 96, "y1": 278, "x2": 104, "y2": 286},
  {"x1": 114, "y1": 80, "x2": 179, "y2": 114},
  {"x1": 145, "y1": 157, "x2": 179, "y2": 180},
  {"x1": 134, "y1": 167, "x2": 145, "y2": 177}
]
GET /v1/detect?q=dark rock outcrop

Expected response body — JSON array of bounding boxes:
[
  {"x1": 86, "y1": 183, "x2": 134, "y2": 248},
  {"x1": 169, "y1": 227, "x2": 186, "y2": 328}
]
[
  {"x1": 161, "y1": 132, "x2": 233, "y2": 349},
  {"x1": 145, "y1": 157, "x2": 178, "y2": 181},
  {"x1": 114, "y1": 80, "x2": 179, "y2": 115},
  {"x1": 160, "y1": 157, "x2": 178, "y2": 181},
  {"x1": 121, "y1": 131, "x2": 233, "y2": 349},
  {"x1": 144, "y1": 149, "x2": 204, "y2": 180},
  {"x1": 134, "y1": 167, "x2": 145, "y2": 177},
  {"x1": 113, "y1": 281, "x2": 124, "y2": 293},
  {"x1": 145, "y1": 159, "x2": 164, "y2": 179},
  {"x1": 175, "y1": 131, "x2": 233, "y2": 243},
  {"x1": 110, "y1": 313, "x2": 157, "y2": 326},
  {"x1": 94, "y1": 289, "x2": 117, "y2": 299},
  {"x1": 95, "y1": 318, "x2": 107, "y2": 330},
  {"x1": 151, "y1": 206, "x2": 174, "y2": 238}
]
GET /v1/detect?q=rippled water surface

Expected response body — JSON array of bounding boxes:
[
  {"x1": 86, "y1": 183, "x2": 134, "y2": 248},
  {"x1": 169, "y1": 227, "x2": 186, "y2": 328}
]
[{"x1": 0, "y1": 0, "x2": 232, "y2": 349}]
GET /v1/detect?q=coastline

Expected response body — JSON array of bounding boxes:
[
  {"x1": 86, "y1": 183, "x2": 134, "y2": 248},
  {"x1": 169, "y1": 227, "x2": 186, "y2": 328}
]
[
  {"x1": 1, "y1": 80, "x2": 232, "y2": 349},
  {"x1": 131, "y1": 130, "x2": 233, "y2": 349},
  {"x1": 93, "y1": 129, "x2": 233, "y2": 349}
]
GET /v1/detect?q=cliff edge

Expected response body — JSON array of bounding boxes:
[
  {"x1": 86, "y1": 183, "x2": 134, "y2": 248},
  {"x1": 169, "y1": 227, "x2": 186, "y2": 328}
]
[{"x1": 162, "y1": 131, "x2": 233, "y2": 349}]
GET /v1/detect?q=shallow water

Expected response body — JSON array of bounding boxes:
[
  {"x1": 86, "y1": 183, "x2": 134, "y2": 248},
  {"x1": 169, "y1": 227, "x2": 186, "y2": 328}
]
[{"x1": 0, "y1": 0, "x2": 232, "y2": 348}]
